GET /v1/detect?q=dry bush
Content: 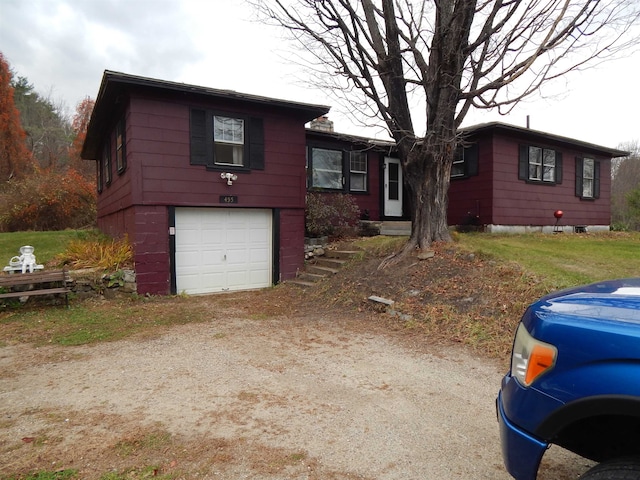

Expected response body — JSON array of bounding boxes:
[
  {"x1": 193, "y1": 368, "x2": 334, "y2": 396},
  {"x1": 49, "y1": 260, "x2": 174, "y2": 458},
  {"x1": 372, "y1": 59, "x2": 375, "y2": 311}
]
[
  {"x1": 54, "y1": 233, "x2": 133, "y2": 271},
  {"x1": 305, "y1": 192, "x2": 360, "y2": 238},
  {"x1": 0, "y1": 168, "x2": 96, "y2": 231}
]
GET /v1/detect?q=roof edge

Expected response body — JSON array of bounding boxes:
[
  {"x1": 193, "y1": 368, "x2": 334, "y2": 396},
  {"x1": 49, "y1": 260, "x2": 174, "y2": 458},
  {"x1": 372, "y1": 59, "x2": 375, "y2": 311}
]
[{"x1": 460, "y1": 121, "x2": 629, "y2": 157}]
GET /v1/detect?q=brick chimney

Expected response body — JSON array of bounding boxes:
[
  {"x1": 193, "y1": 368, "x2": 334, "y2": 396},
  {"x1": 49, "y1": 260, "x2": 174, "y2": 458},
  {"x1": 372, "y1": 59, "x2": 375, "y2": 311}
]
[{"x1": 309, "y1": 116, "x2": 334, "y2": 132}]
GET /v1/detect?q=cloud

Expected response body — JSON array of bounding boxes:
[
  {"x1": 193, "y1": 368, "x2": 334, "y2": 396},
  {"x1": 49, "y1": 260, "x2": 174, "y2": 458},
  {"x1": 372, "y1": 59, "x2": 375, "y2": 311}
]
[{"x1": 1, "y1": 0, "x2": 201, "y2": 110}]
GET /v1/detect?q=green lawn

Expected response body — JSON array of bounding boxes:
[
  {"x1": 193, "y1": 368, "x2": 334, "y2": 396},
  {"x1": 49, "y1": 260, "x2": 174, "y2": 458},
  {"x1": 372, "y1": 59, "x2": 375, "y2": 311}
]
[
  {"x1": 0, "y1": 230, "x2": 84, "y2": 267},
  {"x1": 457, "y1": 231, "x2": 640, "y2": 290}
]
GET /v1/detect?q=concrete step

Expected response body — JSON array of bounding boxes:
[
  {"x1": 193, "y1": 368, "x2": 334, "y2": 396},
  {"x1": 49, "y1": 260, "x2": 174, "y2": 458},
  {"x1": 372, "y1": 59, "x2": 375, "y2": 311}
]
[
  {"x1": 297, "y1": 271, "x2": 327, "y2": 283},
  {"x1": 325, "y1": 250, "x2": 361, "y2": 260},
  {"x1": 314, "y1": 257, "x2": 347, "y2": 269},
  {"x1": 307, "y1": 264, "x2": 339, "y2": 276},
  {"x1": 380, "y1": 221, "x2": 411, "y2": 236},
  {"x1": 287, "y1": 278, "x2": 318, "y2": 288},
  {"x1": 289, "y1": 246, "x2": 363, "y2": 288}
]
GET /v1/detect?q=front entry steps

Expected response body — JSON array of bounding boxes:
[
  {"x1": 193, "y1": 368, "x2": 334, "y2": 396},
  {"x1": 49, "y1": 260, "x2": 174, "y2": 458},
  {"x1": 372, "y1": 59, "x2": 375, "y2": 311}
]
[{"x1": 289, "y1": 248, "x2": 361, "y2": 287}]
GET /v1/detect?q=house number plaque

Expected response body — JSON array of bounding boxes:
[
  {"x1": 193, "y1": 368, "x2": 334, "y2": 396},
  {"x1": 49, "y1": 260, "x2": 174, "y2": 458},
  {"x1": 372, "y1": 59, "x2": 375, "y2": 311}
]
[{"x1": 220, "y1": 195, "x2": 238, "y2": 204}]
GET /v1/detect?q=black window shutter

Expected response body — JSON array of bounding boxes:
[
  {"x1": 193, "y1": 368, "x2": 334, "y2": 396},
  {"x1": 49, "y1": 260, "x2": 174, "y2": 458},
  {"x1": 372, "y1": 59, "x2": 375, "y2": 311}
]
[
  {"x1": 465, "y1": 143, "x2": 479, "y2": 177},
  {"x1": 594, "y1": 160, "x2": 601, "y2": 199},
  {"x1": 575, "y1": 157, "x2": 583, "y2": 198},
  {"x1": 190, "y1": 108, "x2": 211, "y2": 166},
  {"x1": 248, "y1": 117, "x2": 265, "y2": 170},
  {"x1": 518, "y1": 145, "x2": 528, "y2": 180},
  {"x1": 555, "y1": 151, "x2": 563, "y2": 184}
]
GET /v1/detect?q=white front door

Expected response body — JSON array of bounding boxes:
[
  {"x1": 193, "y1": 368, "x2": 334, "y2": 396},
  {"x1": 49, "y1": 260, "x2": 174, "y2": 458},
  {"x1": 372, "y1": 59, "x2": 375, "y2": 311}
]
[
  {"x1": 384, "y1": 157, "x2": 403, "y2": 217},
  {"x1": 174, "y1": 208, "x2": 272, "y2": 295}
]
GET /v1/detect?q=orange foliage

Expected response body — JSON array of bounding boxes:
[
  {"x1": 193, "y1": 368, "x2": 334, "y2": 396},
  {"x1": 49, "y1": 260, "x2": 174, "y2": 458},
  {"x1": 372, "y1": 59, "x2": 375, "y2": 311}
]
[
  {"x1": 68, "y1": 96, "x2": 95, "y2": 178},
  {"x1": 0, "y1": 52, "x2": 33, "y2": 181},
  {"x1": 0, "y1": 167, "x2": 96, "y2": 231}
]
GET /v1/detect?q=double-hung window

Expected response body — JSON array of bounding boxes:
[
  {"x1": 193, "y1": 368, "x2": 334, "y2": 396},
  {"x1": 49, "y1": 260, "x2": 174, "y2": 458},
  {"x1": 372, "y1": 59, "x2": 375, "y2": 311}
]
[
  {"x1": 310, "y1": 147, "x2": 343, "y2": 189},
  {"x1": 575, "y1": 157, "x2": 600, "y2": 200},
  {"x1": 307, "y1": 145, "x2": 370, "y2": 192},
  {"x1": 103, "y1": 141, "x2": 112, "y2": 186},
  {"x1": 349, "y1": 151, "x2": 367, "y2": 192},
  {"x1": 519, "y1": 145, "x2": 562, "y2": 184},
  {"x1": 116, "y1": 119, "x2": 126, "y2": 174},
  {"x1": 190, "y1": 108, "x2": 264, "y2": 170},
  {"x1": 214, "y1": 116, "x2": 244, "y2": 166},
  {"x1": 451, "y1": 143, "x2": 479, "y2": 179}
]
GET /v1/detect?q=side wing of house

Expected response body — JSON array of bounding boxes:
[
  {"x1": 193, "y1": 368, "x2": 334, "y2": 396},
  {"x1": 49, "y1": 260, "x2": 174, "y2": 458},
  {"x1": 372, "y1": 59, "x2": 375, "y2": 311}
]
[
  {"x1": 448, "y1": 123, "x2": 625, "y2": 232},
  {"x1": 82, "y1": 71, "x2": 328, "y2": 295}
]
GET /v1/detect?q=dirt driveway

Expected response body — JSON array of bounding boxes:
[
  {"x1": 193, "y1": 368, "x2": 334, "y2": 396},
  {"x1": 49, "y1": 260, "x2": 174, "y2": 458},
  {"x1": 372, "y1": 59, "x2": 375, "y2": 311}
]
[{"x1": 1, "y1": 308, "x2": 593, "y2": 479}]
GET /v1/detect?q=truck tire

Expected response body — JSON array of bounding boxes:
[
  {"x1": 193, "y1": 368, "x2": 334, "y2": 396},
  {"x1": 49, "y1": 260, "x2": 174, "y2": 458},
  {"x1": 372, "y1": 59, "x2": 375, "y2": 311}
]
[{"x1": 579, "y1": 458, "x2": 640, "y2": 480}]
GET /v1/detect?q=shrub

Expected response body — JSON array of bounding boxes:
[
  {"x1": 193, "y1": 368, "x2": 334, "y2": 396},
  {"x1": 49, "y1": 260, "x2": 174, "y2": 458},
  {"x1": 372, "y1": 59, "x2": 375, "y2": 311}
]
[
  {"x1": 305, "y1": 192, "x2": 360, "y2": 238},
  {"x1": 53, "y1": 231, "x2": 133, "y2": 270},
  {"x1": 0, "y1": 167, "x2": 96, "y2": 232}
]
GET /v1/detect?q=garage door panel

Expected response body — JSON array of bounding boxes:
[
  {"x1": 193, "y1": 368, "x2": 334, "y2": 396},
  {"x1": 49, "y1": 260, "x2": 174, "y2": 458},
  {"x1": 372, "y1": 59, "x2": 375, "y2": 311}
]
[{"x1": 175, "y1": 208, "x2": 272, "y2": 295}]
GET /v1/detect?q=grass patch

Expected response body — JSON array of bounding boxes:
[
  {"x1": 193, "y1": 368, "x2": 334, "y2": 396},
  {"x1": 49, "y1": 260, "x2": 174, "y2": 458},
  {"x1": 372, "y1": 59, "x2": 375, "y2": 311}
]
[
  {"x1": 456, "y1": 231, "x2": 640, "y2": 289},
  {"x1": 0, "y1": 296, "x2": 213, "y2": 346},
  {"x1": 0, "y1": 231, "x2": 81, "y2": 266},
  {"x1": 0, "y1": 471, "x2": 78, "y2": 480}
]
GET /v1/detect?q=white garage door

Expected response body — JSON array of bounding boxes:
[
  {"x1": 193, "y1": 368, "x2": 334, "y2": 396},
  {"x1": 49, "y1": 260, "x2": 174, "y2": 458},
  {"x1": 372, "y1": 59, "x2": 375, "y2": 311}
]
[{"x1": 175, "y1": 208, "x2": 272, "y2": 295}]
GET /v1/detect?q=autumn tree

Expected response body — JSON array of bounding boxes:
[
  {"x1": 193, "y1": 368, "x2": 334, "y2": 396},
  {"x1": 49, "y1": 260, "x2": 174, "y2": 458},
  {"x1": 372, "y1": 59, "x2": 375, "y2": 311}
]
[
  {"x1": 256, "y1": 0, "x2": 640, "y2": 260},
  {"x1": 69, "y1": 97, "x2": 96, "y2": 178},
  {"x1": 0, "y1": 52, "x2": 33, "y2": 182}
]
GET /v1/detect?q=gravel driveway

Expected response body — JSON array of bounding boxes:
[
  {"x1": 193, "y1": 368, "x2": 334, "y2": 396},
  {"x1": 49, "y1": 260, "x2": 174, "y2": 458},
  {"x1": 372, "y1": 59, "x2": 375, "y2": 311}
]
[{"x1": 1, "y1": 310, "x2": 593, "y2": 479}]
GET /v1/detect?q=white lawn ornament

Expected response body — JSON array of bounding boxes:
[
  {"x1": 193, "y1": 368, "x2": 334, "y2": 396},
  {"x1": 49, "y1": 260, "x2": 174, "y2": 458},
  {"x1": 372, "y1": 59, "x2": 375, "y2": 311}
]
[
  {"x1": 3, "y1": 245, "x2": 44, "y2": 273},
  {"x1": 19, "y1": 245, "x2": 37, "y2": 273}
]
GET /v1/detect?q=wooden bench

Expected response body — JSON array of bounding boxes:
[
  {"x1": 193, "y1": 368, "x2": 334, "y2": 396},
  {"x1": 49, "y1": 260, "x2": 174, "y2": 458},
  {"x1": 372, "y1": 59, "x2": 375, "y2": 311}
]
[{"x1": 0, "y1": 269, "x2": 72, "y2": 307}]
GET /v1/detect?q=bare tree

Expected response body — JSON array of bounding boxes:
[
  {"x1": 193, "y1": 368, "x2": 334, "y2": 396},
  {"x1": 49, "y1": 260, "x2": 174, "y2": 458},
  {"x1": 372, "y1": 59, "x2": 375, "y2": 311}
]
[
  {"x1": 254, "y1": 0, "x2": 640, "y2": 260},
  {"x1": 611, "y1": 141, "x2": 640, "y2": 229}
]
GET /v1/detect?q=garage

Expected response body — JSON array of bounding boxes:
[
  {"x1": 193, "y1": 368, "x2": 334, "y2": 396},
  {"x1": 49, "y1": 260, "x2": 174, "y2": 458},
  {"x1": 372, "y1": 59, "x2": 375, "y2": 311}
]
[{"x1": 174, "y1": 207, "x2": 273, "y2": 295}]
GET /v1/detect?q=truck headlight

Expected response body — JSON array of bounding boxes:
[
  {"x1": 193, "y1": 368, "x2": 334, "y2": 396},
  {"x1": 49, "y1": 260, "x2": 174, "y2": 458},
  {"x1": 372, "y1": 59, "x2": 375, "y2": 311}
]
[{"x1": 511, "y1": 323, "x2": 557, "y2": 387}]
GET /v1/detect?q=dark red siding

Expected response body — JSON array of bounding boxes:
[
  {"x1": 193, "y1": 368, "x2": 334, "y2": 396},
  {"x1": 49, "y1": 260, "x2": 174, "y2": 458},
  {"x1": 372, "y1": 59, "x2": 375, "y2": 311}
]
[
  {"x1": 448, "y1": 128, "x2": 612, "y2": 229},
  {"x1": 96, "y1": 94, "x2": 311, "y2": 294},
  {"x1": 279, "y1": 209, "x2": 305, "y2": 281},
  {"x1": 448, "y1": 137, "x2": 494, "y2": 226},
  {"x1": 490, "y1": 132, "x2": 611, "y2": 227}
]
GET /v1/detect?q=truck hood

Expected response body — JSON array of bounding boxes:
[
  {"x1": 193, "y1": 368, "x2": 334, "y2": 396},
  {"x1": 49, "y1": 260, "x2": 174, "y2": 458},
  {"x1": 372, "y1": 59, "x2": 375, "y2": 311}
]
[{"x1": 536, "y1": 278, "x2": 640, "y2": 325}]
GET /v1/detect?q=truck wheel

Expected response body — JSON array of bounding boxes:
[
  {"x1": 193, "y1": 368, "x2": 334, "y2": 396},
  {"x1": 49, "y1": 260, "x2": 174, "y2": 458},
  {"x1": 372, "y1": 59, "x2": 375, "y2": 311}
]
[{"x1": 580, "y1": 458, "x2": 640, "y2": 480}]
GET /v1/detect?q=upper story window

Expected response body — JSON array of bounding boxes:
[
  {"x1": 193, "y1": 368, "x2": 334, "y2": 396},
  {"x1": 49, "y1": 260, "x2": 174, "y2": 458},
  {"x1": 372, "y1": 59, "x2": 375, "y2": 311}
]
[
  {"x1": 451, "y1": 143, "x2": 478, "y2": 179},
  {"x1": 116, "y1": 118, "x2": 126, "y2": 174},
  {"x1": 349, "y1": 151, "x2": 367, "y2": 192},
  {"x1": 519, "y1": 144, "x2": 562, "y2": 184},
  {"x1": 214, "y1": 116, "x2": 244, "y2": 166},
  {"x1": 190, "y1": 108, "x2": 264, "y2": 170},
  {"x1": 97, "y1": 156, "x2": 103, "y2": 194},
  {"x1": 575, "y1": 157, "x2": 600, "y2": 200},
  {"x1": 103, "y1": 141, "x2": 112, "y2": 186}
]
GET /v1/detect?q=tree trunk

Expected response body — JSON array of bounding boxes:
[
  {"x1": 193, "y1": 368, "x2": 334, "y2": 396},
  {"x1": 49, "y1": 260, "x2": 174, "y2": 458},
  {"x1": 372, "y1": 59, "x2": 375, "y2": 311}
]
[{"x1": 380, "y1": 135, "x2": 454, "y2": 267}]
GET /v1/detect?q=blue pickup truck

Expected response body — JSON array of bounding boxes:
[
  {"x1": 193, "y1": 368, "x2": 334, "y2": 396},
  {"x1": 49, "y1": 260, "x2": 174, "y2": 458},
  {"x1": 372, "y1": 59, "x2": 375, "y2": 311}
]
[{"x1": 497, "y1": 278, "x2": 640, "y2": 480}]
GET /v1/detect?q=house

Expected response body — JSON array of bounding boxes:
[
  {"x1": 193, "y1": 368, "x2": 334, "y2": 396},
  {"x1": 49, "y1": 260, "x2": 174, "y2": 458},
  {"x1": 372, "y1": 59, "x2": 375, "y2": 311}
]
[
  {"x1": 449, "y1": 122, "x2": 627, "y2": 233},
  {"x1": 83, "y1": 71, "x2": 626, "y2": 295},
  {"x1": 304, "y1": 119, "x2": 627, "y2": 234},
  {"x1": 82, "y1": 70, "x2": 329, "y2": 295}
]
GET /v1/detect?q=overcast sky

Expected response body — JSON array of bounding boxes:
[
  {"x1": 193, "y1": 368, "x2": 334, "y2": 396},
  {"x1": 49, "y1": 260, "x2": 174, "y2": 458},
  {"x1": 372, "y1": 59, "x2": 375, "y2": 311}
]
[{"x1": 1, "y1": 0, "x2": 638, "y2": 149}]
